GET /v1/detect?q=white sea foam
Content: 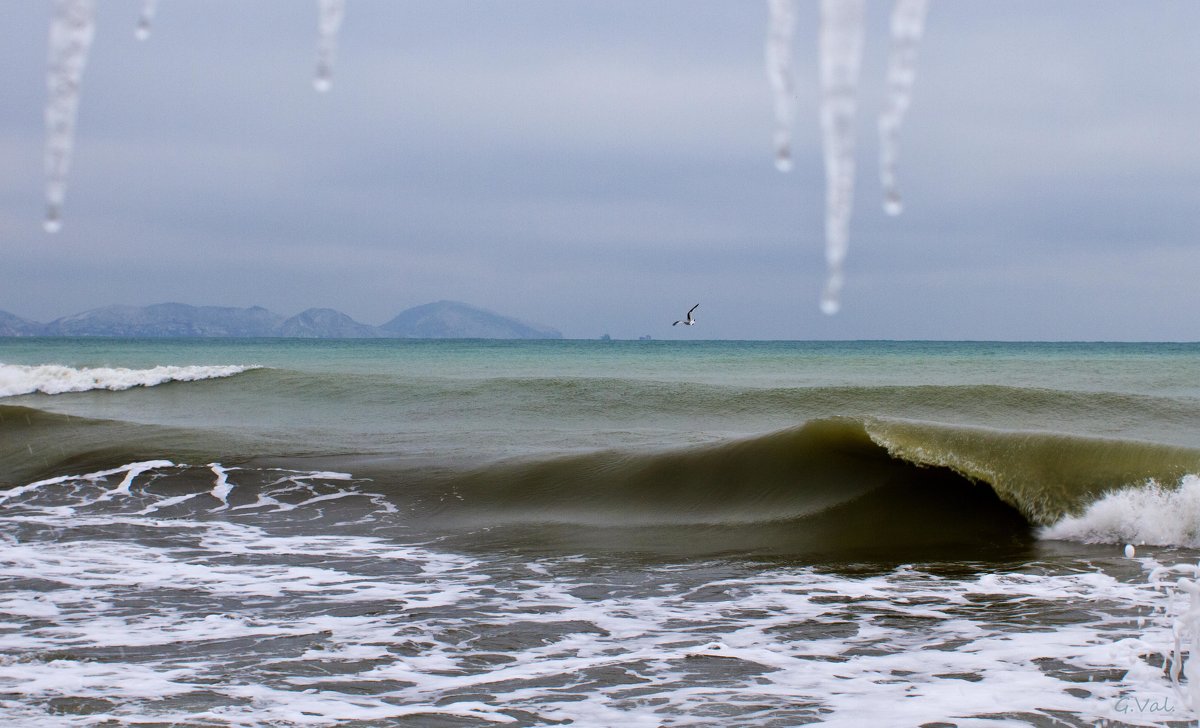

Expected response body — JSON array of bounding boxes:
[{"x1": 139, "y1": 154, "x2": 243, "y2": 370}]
[
  {"x1": 1042, "y1": 474, "x2": 1200, "y2": 548},
  {"x1": 0, "y1": 515, "x2": 1194, "y2": 724},
  {"x1": 208, "y1": 463, "x2": 234, "y2": 509},
  {"x1": 0, "y1": 362, "x2": 259, "y2": 397},
  {"x1": 4, "y1": 463, "x2": 1200, "y2": 725},
  {"x1": 0, "y1": 459, "x2": 174, "y2": 506}
]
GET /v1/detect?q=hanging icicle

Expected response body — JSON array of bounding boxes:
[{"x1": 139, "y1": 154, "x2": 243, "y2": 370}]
[
  {"x1": 135, "y1": 0, "x2": 157, "y2": 41},
  {"x1": 44, "y1": 0, "x2": 96, "y2": 234},
  {"x1": 879, "y1": 0, "x2": 928, "y2": 216},
  {"x1": 314, "y1": 0, "x2": 346, "y2": 92},
  {"x1": 765, "y1": 0, "x2": 798, "y2": 172},
  {"x1": 817, "y1": 0, "x2": 865, "y2": 315}
]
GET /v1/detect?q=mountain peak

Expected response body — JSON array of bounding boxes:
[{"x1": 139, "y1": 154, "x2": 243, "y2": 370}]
[
  {"x1": 380, "y1": 301, "x2": 562, "y2": 339},
  {"x1": 277, "y1": 308, "x2": 382, "y2": 338}
]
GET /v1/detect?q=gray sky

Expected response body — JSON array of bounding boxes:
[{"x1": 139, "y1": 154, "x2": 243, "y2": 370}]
[{"x1": 1, "y1": 1, "x2": 1198, "y2": 340}]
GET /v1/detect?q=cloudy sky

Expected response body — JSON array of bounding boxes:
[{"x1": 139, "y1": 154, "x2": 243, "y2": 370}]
[{"x1": 1, "y1": 1, "x2": 1197, "y2": 340}]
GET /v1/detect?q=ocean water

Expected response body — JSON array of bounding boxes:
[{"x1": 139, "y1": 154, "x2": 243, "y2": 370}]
[{"x1": 3, "y1": 338, "x2": 1200, "y2": 726}]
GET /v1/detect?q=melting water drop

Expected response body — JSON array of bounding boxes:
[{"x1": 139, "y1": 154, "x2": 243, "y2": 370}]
[{"x1": 135, "y1": 0, "x2": 157, "y2": 41}]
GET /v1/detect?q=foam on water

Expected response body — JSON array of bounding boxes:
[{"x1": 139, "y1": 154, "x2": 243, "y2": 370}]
[
  {"x1": 0, "y1": 362, "x2": 259, "y2": 397},
  {"x1": 0, "y1": 459, "x2": 175, "y2": 506},
  {"x1": 208, "y1": 463, "x2": 234, "y2": 509},
  {"x1": 2, "y1": 463, "x2": 1200, "y2": 725}
]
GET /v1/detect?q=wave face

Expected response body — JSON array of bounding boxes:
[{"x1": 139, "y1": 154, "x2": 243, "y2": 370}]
[
  {"x1": 394, "y1": 417, "x2": 1200, "y2": 555},
  {"x1": 9, "y1": 406, "x2": 1199, "y2": 556},
  {"x1": 0, "y1": 362, "x2": 257, "y2": 396},
  {"x1": 400, "y1": 418, "x2": 1035, "y2": 557}
]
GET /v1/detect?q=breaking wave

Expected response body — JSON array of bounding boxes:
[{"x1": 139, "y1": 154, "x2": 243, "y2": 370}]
[
  {"x1": 5, "y1": 404, "x2": 1200, "y2": 556},
  {"x1": 396, "y1": 417, "x2": 1200, "y2": 555},
  {"x1": 0, "y1": 362, "x2": 260, "y2": 397},
  {"x1": 1042, "y1": 474, "x2": 1200, "y2": 548}
]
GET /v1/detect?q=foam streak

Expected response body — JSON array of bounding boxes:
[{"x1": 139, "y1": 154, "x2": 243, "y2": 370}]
[
  {"x1": 209, "y1": 464, "x2": 235, "y2": 509},
  {"x1": 0, "y1": 460, "x2": 174, "y2": 506}
]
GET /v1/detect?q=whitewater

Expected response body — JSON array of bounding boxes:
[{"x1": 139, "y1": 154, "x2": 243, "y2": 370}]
[
  {"x1": 0, "y1": 362, "x2": 256, "y2": 397},
  {"x1": 2, "y1": 338, "x2": 1200, "y2": 726}
]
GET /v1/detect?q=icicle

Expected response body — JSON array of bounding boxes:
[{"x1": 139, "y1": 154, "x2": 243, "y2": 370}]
[
  {"x1": 878, "y1": 0, "x2": 928, "y2": 216},
  {"x1": 817, "y1": 0, "x2": 865, "y2": 315},
  {"x1": 765, "y1": 0, "x2": 798, "y2": 172},
  {"x1": 44, "y1": 0, "x2": 96, "y2": 234},
  {"x1": 135, "y1": 0, "x2": 157, "y2": 41},
  {"x1": 314, "y1": 0, "x2": 346, "y2": 92}
]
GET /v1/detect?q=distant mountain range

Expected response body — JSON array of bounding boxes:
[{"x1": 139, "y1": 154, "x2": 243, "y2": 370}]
[{"x1": 0, "y1": 301, "x2": 562, "y2": 339}]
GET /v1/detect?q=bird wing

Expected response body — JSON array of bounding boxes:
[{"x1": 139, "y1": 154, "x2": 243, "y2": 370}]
[{"x1": 688, "y1": 304, "x2": 699, "y2": 316}]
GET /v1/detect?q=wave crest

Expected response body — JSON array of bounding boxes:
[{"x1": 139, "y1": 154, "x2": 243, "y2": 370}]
[
  {"x1": 863, "y1": 418, "x2": 1200, "y2": 526},
  {"x1": 0, "y1": 363, "x2": 259, "y2": 397}
]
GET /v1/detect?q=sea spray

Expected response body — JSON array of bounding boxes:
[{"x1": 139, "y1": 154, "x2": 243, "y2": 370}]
[
  {"x1": 1145, "y1": 561, "x2": 1200, "y2": 717},
  {"x1": 1043, "y1": 475, "x2": 1200, "y2": 547}
]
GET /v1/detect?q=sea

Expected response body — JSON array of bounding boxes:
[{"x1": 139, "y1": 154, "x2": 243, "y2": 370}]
[{"x1": 2, "y1": 338, "x2": 1200, "y2": 727}]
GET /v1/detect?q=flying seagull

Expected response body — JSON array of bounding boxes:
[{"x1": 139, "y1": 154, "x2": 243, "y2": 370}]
[{"x1": 673, "y1": 304, "x2": 699, "y2": 327}]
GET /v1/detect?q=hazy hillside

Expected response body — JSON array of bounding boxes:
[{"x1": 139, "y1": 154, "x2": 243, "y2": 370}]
[
  {"x1": 0, "y1": 310, "x2": 43, "y2": 336},
  {"x1": 380, "y1": 301, "x2": 563, "y2": 339},
  {"x1": 2, "y1": 301, "x2": 562, "y2": 339},
  {"x1": 42, "y1": 303, "x2": 284, "y2": 338},
  {"x1": 277, "y1": 308, "x2": 384, "y2": 338}
]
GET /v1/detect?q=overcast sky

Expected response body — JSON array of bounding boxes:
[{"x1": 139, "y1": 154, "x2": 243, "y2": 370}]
[{"x1": 1, "y1": 1, "x2": 1198, "y2": 340}]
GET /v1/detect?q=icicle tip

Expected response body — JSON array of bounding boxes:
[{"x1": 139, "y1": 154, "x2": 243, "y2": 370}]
[{"x1": 44, "y1": 210, "x2": 62, "y2": 234}]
